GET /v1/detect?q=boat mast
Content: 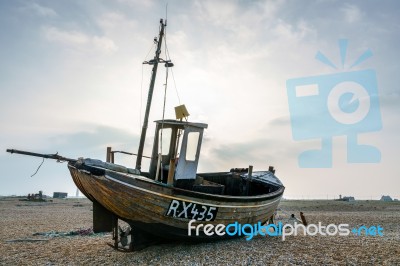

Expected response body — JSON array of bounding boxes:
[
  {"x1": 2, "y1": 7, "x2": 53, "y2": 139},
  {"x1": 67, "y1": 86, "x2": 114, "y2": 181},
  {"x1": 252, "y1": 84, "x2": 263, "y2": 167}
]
[{"x1": 136, "y1": 19, "x2": 166, "y2": 170}]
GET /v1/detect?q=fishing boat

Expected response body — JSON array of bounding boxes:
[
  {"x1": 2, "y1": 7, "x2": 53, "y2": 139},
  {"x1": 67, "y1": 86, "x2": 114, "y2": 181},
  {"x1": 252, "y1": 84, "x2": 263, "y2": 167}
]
[{"x1": 7, "y1": 18, "x2": 284, "y2": 250}]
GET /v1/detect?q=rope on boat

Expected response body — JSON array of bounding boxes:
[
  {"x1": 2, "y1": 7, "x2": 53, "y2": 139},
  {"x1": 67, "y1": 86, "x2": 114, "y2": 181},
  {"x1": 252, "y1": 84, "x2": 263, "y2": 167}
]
[{"x1": 30, "y1": 158, "x2": 44, "y2": 177}]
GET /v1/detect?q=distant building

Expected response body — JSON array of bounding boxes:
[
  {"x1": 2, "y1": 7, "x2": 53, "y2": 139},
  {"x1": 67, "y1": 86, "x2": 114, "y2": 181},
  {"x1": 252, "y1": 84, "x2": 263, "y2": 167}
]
[
  {"x1": 27, "y1": 191, "x2": 47, "y2": 201},
  {"x1": 53, "y1": 192, "x2": 68, "y2": 199},
  {"x1": 342, "y1": 196, "x2": 355, "y2": 202},
  {"x1": 380, "y1": 195, "x2": 393, "y2": 202}
]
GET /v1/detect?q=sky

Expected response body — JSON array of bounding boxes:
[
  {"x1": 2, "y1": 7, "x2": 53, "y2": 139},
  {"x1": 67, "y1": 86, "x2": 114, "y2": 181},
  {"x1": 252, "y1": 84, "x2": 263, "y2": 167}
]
[{"x1": 0, "y1": 0, "x2": 399, "y2": 199}]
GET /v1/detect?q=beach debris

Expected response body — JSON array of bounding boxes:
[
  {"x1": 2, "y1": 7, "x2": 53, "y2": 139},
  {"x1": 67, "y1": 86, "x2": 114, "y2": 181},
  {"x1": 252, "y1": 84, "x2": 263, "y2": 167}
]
[
  {"x1": 119, "y1": 226, "x2": 131, "y2": 247},
  {"x1": 287, "y1": 213, "x2": 302, "y2": 225},
  {"x1": 5, "y1": 238, "x2": 49, "y2": 243},
  {"x1": 273, "y1": 208, "x2": 310, "y2": 229},
  {"x1": 33, "y1": 228, "x2": 95, "y2": 237},
  {"x1": 300, "y1": 212, "x2": 308, "y2": 226}
]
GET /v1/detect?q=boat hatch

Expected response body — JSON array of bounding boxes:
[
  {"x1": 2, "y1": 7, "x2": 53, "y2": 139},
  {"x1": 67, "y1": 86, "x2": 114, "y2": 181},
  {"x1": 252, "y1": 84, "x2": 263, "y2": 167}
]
[{"x1": 149, "y1": 119, "x2": 208, "y2": 183}]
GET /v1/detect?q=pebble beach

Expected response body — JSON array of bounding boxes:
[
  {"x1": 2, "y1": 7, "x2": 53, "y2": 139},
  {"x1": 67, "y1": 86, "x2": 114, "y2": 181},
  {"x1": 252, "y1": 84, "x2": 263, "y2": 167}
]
[{"x1": 1, "y1": 197, "x2": 399, "y2": 265}]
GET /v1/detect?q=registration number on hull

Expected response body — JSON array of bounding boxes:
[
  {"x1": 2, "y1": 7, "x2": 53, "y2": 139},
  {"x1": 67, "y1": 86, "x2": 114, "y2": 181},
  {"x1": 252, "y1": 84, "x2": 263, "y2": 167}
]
[{"x1": 165, "y1": 199, "x2": 218, "y2": 221}]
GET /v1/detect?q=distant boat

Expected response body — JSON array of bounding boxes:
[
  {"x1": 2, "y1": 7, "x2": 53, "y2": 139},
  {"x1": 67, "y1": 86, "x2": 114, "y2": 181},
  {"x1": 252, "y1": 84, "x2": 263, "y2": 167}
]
[{"x1": 8, "y1": 18, "x2": 285, "y2": 250}]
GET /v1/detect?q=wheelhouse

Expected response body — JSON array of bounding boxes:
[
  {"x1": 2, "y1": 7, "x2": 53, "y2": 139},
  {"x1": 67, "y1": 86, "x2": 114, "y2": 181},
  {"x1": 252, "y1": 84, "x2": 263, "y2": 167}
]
[{"x1": 149, "y1": 119, "x2": 208, "y2": 184}]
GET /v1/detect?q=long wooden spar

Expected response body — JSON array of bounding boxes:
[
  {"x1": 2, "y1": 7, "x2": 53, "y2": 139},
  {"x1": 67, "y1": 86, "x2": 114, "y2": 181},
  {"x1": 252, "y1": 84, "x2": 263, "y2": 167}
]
[{"x1": 6, "y1": 149, "x2": 76, "y2": 163}]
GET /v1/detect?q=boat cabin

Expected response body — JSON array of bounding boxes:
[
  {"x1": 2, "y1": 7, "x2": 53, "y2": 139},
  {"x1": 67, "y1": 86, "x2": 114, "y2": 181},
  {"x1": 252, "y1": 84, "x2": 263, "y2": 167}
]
[
  {"x1": 149, "y1": 119, "x2": 208, "y2": 184},
  {"x1": 147, "y1": 119, "x2": 281, "y2": 197}
]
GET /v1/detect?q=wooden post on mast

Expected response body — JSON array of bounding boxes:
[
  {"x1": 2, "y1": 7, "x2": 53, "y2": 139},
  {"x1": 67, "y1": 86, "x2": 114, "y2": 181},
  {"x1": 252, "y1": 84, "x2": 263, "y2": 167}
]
[
  {"x1": 167, "y1": 158, "x2": 175, "y2": 186},
  {"x1": 106, "y1": 147, "x2": 112, "y2": 163},
  {"x1": 155, "y1": 153, "x2": 162, "y2": 182},
  {"x1": 245, "y1": 165, "x2": 253, "y2": 196}
]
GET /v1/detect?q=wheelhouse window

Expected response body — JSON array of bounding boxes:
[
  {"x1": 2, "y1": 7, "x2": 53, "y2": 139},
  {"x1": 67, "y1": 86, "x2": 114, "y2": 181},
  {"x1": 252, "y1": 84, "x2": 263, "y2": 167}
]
[
  {"x1": 159, "y1": 128, "x2": 171, "y2": 155},
  {"x1": 186, "y1": 132, "x2": 200, "y2": 161}
]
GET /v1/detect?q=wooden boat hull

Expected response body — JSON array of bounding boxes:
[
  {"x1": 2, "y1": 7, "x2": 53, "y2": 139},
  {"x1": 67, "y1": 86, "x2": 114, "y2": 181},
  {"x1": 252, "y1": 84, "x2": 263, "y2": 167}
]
[{"x1": 68, "y1": 162, "x2": 284, "y2": 241}]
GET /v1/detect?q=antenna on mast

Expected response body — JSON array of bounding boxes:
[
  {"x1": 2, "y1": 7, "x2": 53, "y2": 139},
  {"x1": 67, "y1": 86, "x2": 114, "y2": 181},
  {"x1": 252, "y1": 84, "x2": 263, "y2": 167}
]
[{"x1": 165, "y1": 3, "x2": 168, "y2": 26}]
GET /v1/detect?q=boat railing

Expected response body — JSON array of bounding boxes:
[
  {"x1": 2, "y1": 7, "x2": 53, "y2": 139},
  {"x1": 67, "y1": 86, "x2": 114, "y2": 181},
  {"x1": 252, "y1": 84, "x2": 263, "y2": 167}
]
[{"x1": 106, "y1": 147, "x2": 152, "y2": 164}]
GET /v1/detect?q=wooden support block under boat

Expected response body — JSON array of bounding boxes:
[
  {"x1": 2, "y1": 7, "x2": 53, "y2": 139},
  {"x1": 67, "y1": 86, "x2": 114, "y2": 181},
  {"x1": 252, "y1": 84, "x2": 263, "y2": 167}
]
[{"x1": 93, "y1": 200, "x2": 113, "y2": 233}]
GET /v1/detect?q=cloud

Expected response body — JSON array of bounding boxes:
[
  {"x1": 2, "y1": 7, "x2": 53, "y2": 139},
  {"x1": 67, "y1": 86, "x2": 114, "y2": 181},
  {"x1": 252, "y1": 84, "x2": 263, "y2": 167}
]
[
  {"x1": 96, "y1": 12, "x2": 137, "y2": 31},
  {"x1": 379, "y1": 91, "x2": 400, "y2": 108},
  {"x1": 46, "y1": 124, "x2": 139, "y2": 154},
  {"x1": 268, "y1": 116, "x2": 291, "y2": 127},
  {"x1": 43, "y1": 26, "x2": 118, "y2": 53},
  {"x1": 116, "y1": 0, "x2": 154, "y2": 8},
  {"x1": 93, "y1": 36, "x2": 119, "y2": 53},
  {"x1": 44, "y1": 26, "x2": 89, "y2": 45},
  {"x1": 2, "y1": 0, "x2": 399, "y2": 199},
  {"x1": 0, "y1": 123, "x2": 141, "y2": 196},
  {"x1": 195, "y1": 1, "x2": 237, "y2": 27},
  {"x1": 23, "y1": 2, "x2": 58, "y2": 18},
  {"x1": 203, "y1": 134, "x2": 295, "y2": 171},
  {"x1": 342, "y1": 4, "x2": 363, "y2": 23}
]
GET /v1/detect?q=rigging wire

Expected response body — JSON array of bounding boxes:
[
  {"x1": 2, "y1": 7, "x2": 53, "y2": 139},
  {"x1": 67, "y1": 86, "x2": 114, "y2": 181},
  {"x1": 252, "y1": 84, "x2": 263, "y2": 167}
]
[
  {"x1": 162, "y1": 58, "x2": 169, "y2": 126},
  {"x1": 159, "y1": 5, "x2": 170, "y2": 181},
  {"x1": 162, "y1": 25, "x2": 169, "y2": 125},
  {"x1": 159, "y1": 70, "x2": 168, "y2": 169},
  {"x1": 164, "y1": 3, "x2": 181, "y2": 104},
  {"x1": 159, "y1": 20, "x2": 169, "y2": 167},
  {"x1": 164, "y1": 37, "x2": 181, "y2": 105}
]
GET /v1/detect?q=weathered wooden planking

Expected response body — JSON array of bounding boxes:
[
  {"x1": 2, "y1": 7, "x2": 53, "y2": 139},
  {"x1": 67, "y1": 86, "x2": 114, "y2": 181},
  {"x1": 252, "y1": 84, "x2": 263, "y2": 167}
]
[{"x1": 68, "y1": 164, "x2": 283, "y2": 240}]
